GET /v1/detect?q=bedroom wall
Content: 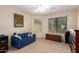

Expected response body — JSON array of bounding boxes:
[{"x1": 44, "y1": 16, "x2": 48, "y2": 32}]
[
  {"x1": 45, "y1": 9, "x2": 77, "y2": 32},
  {"x1": 42, "y1": 9, "x2": 77, "y2": 41},
  {"x1": 0, "y1": 6, "x2": 33, "y2": 47},
  {"x1": 77, "y1": 8, "x2": 79, "y2": 29},
  {"x1": 31, "y1": 9, "x2": 78, "y2": 40},
  {"x1": 0, "y1": 6, "x2": 78, "y2": 46}
]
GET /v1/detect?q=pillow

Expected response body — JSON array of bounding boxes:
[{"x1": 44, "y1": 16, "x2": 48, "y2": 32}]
[
  {"x1": 14, "y1": 34, "x2": 22, "y2": 40},
  {"x1": 27, "y1": 32, "x2": 31, "y2": 36},
  {"x1": 30, "y1": 33, "x2": 33, "y2": 37},
  {"x1": 27, "y1": 32, "x2": 33, "y2": 37}
]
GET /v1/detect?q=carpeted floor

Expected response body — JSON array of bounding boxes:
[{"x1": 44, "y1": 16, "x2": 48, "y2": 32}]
[{"x1": 8, "y1": 38, "x2": 71, "y2": 53}]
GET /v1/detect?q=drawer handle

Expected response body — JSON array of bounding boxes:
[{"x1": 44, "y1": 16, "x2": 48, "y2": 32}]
[
  {"x1": 1, "y1": 47, "x2": 5, "y2": 49},
  {"x1": 1, "y1": 40, "x2": 6, "y2": 43}
]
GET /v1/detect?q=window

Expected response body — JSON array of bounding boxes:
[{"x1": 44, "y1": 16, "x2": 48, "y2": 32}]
[
  {"x1": 34, "y1": 19, "x2": 42, "y2": 33},
  {"x1": 48, "y1": 16, "x2": 67, "y2": 33}
]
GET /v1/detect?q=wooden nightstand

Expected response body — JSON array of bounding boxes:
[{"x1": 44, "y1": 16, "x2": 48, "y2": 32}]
[{"x1": 0, "y1": 35, "x2": 8, "y2": 53}]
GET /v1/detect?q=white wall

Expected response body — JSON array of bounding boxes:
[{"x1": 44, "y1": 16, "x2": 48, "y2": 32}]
[
  {"x1": 0, "y1": 6, "x2": 78, "y2": 46},
  {"x1": 31, "y1": 9, "x2": 78, "y2": 40},
  {"x1": 45, "y1": 9, "x2": 77, "y2": 32},
  {"x1": 77, "y1": 8, "x2": 79, "y2": 29},
  {"x1": 0, "y1": 6, "x2": 32, "y2": 47},
  {"x1": 42, "y1": 9, "x2": 77, "y2": 41}
]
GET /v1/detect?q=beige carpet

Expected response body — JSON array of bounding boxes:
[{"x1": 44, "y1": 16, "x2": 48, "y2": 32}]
[{"x1": 8, "y1": 38, "x2": 71, "y2": 53}]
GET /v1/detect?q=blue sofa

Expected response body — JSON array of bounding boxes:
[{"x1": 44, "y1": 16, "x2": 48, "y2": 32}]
[{"x1": 11, "y1": 32, "x2": 36, "y2": 49}]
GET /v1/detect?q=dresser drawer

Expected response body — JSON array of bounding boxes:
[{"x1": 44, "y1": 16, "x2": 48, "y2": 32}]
[
  {"x1": 0, "y1": 46, "x2": 8, "y2": 53},
  {"x1": 0, "y1": 36, "x2": 8, "y2": 53},
  {"x1": 0, "y1": 39, "x2": 8, "y2": 43},
  {"x1": 0, "y1": 43, "x2": 8, "y2": 50},
  {"x1": 0, "y1": 36, "x2": 8, "y2": 43},
  {"x1": 0, "y1": 46, "x2": 8, "y2": 50}
]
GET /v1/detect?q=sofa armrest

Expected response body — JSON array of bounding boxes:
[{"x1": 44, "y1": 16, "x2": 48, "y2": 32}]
[
  {"x1": 33, "y1": 34, "x2": 36, "y2": 40},
  {"x1": 11, "y1": 36, "x2": 22, "y2": 48},
  {"x1": 11, "y1": 36, "x2": 21, "y2": 41},
  {"x1": 33, "y1": 34, "x2": 36, "y2": 37}
]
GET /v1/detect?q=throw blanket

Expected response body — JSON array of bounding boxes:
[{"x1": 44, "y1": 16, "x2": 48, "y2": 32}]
[{"x1": 69, "y1": 29, "x2": 76, "y2": 42}]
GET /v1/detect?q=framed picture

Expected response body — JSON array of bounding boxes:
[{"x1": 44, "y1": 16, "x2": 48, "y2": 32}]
[{"x1": 14, "y1": 13, "x2": 24, "y2": 27}]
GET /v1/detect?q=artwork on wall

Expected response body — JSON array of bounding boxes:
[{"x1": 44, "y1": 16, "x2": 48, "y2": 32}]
[
  {"x1": 48, "y1": 16, "x2": 67, "y2": 33},
  {"x1": 14, "y1": 13, "x2": 24, "y2": 27}
]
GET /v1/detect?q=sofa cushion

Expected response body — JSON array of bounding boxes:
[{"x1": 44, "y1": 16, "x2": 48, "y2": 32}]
[
  {"x1": 14, "y1": 34, "x2": 22, "y2": 40},
  {"x1": 27, "y1": 32, "x2": 31, "y2": 37},
  {"x1": 27, "y1": 32, "x2": 33, "y2": 37},
  {"x1": 31, "y1": 33, "x2": 33, "y2": 37}
]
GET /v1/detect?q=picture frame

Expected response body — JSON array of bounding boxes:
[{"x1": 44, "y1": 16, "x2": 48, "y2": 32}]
[{"x1": 14, "y1": 13, "x2": 24, "y2": 27}]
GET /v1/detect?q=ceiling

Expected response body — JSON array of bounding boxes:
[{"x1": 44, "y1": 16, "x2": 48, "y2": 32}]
[{"x1": 16, "y1": 5, "x2": 79, "y2": 15}]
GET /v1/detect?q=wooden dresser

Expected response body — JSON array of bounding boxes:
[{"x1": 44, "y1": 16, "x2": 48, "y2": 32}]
[
  {"x1": 0, "y1": 35, "x2": 8, "y2": 53},
  {"x1": 68, "y1": 30, "x2": 79, "y2": 53},
  {"x1": 75, "y1": 30, "x2": 79, "y2": 53},
  {"x1": 46, "y1": 33, "x2": 61, "y2": 42}
]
